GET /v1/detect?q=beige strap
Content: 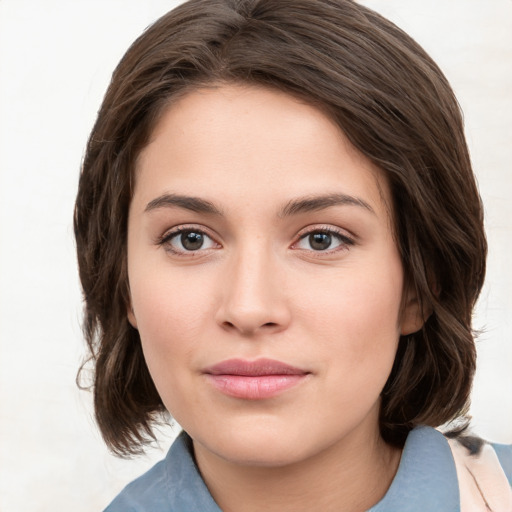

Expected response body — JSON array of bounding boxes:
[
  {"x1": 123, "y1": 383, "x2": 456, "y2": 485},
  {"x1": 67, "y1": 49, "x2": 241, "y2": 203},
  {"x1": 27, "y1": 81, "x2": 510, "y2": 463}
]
[{"x1": 447, "y1": 438, "x2": 512, "y2": 512}]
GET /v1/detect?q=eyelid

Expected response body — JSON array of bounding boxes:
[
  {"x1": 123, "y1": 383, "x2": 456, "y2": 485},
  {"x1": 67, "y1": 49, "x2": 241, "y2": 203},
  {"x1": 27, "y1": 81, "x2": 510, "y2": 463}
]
[
  {"x1": 155, "y1": 223, "x2": 355, "y2": 256},
  {"x1": 291, "y1": 225, "x2": 355, "y2": 253},
  {"x1": 157, "y1": 224, "x2": 221, "y2": 255}
]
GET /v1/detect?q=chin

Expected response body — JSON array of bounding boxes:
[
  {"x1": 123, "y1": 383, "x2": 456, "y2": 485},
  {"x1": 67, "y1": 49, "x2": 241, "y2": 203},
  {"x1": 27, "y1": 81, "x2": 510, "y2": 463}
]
[
  {"x1": 188, "y1": 417, "x2": 296, "y2": 463},
  {"x1": 216, "y1": 437, "x2": 308, "y2": 467},
  {"x1": 192, "y1": 418, "x2": 337, "y2": 469}
]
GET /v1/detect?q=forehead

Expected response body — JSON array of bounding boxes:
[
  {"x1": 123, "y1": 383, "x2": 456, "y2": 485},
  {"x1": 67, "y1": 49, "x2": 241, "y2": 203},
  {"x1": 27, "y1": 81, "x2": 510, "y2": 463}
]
[{"x1": 134, "y1": 84, "x2": 391, "y2": 217}]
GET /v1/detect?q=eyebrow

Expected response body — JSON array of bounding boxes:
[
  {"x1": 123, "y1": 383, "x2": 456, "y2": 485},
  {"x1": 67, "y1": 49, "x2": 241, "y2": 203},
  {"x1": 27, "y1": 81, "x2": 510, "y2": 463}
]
[
  {"x1": 144, "y1": 192, "x2": 374, "y2": 217},
  {"x1": 145, "y1": 193, "x2": 223, "y2": 215},
  {"x1": 279, "y1": 193, "x2": 375, "y2": 217}
]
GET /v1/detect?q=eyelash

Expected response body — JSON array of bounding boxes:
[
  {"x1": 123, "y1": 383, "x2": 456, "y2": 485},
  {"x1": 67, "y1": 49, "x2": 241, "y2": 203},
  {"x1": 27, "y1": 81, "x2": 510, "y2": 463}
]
[
  {"x1": 157, "y1": 225, "x2": 219, "y2": 256},
  {"x1": 157, "y1": 225, "x2": 355, "y2": 256},
  {"x1": 294, "y1": 226, "x2": 355, "y2": 255}
]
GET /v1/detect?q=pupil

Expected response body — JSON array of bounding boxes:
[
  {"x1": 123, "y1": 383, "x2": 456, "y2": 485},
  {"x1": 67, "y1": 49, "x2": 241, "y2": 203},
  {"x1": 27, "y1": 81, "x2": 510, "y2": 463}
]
[
  {"x1": 310, "y1": 233, "x2": 331, "y2": 250},
  {"x1": 181, "y1": 232, "x2": 204, "y2": 250}
]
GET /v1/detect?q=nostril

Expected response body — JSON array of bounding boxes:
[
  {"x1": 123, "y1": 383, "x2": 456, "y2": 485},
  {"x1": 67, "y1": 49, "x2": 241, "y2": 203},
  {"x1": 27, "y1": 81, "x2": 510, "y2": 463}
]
[{"x1": 220, "y1": 320, "x2": 279, "y2": 334}]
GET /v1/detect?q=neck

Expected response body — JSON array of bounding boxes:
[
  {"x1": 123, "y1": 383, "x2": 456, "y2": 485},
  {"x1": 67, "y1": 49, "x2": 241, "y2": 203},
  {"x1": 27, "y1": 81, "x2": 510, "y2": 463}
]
[{"x1": 193, "y1": 423, "x2": 402, "y2": 512}]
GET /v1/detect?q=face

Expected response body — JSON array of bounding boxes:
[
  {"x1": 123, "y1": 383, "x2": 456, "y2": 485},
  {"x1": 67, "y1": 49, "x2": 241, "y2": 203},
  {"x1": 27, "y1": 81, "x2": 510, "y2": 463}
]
[{"x1": 127, "y1": 85, "x2": 421, "y2": 467}]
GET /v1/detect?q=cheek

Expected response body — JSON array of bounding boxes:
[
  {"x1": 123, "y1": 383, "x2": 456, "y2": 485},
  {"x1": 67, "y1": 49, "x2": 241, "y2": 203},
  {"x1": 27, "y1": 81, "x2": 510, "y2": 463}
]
[
  {"x1": 128, "y1": 274, "x2": 211, "y2": 414},
  {"x1": 128, "y1": 267, "x2": 215, "y2": 376},
  {"x1": 299, "y1": 256, "x2": 403, "y2": 381},
  {"x1": 302, "y1": 262, "x2": 402, "y2": 337}
]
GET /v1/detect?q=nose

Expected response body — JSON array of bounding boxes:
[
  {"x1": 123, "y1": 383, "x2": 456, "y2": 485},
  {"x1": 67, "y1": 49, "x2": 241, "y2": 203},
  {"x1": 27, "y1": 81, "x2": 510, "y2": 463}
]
[{"x1": 215, "y1": 245, "x2": 291, "y2": 337}]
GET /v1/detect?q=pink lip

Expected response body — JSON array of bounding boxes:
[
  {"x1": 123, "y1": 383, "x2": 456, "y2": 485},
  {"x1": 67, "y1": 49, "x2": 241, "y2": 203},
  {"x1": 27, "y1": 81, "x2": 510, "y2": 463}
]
[{"x1": 203, "y1": 358, "x2": 310, "y2": 400}]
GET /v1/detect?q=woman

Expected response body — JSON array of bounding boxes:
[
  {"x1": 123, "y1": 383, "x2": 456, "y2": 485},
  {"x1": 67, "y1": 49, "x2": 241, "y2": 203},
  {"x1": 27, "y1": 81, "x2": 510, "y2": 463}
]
[{"x1": 74, "y1": 0, "x2": 512, "y2": 510}]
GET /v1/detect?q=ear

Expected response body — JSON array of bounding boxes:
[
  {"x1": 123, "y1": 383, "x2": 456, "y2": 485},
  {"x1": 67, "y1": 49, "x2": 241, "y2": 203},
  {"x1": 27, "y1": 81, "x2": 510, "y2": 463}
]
[
  {"x1": 400, "y1": 287, "x2": 430, "y2": 336},
  {"x1": 127, "y1": 303, "x2": 138, "y2": 329}
]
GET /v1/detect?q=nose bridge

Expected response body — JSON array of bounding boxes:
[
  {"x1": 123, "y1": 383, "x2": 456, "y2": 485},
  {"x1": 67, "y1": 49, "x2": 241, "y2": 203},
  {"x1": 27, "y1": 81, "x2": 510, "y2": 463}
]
[{"x1": 218, "y1": 239, "x2": 289, "y2": 335}]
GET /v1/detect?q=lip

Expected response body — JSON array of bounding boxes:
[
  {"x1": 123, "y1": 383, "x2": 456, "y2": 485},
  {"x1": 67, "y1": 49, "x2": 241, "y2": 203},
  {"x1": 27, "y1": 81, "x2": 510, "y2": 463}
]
[{"x1": 203, "y1": 358, "x2": 310, "y2": 400}]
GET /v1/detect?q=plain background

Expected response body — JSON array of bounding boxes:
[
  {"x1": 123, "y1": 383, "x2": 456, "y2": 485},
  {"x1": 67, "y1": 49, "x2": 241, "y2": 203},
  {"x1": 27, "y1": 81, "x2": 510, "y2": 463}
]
[{"x1": 0, "y1": 1, "x2": 510, "y2": 510}]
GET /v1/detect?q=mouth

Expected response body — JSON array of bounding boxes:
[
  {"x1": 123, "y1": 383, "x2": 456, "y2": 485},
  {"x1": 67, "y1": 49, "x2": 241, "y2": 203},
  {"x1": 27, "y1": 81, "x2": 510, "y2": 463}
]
[{"x1": 202, "y1": 358, "x2": 310, "y2": 400}]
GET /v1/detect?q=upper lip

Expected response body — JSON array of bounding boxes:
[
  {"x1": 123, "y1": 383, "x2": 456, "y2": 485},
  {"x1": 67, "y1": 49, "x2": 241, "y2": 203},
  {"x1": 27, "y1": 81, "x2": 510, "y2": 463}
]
[{"x1": 203, "y1": 358, "x2": 309, "y2": 376}]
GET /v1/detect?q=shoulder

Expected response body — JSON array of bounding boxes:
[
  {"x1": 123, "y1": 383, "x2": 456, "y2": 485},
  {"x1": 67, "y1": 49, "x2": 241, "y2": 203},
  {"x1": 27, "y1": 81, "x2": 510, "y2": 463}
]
[
  {"x1": 103, "y1": 458, "x2": 168, "y2": 512},
  {"x1": 369, "y1": 427, "x2": 460, "y2": 511},
  {"x1": 492, "y1": 442, "x2": 512, "y2": 485},
  {"x1": 103, "y1": 431, "x2": 221, "y2": 512},
  {"x1": 445, "y1": 430, "x2": 512, "y2": 483},
  {"x1": 370, "y1": 426, "x2": 512, "y2": 512},
  {"x1": 446, "y1": 434, "x2": 512, "y2": 511}
]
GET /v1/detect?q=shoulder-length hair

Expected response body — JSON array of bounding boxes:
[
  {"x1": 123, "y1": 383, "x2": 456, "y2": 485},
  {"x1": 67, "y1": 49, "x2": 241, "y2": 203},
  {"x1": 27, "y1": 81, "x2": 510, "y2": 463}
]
[{"x1": 74, "y1": 0, "x2": 486, "y2": 456}]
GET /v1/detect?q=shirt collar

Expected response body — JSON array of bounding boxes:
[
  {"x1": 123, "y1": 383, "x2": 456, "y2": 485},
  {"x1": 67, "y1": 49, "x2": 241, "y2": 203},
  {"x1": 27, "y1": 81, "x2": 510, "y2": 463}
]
[
  {"x1": 168, "y1": 426, "x2": 459, "y2": 512},
  {"x1": 165, "y1": 431, "x2": 222, "y2": 511},
  {"x1": 369, "y1": 426, "x2": 459, "y2": 511}
]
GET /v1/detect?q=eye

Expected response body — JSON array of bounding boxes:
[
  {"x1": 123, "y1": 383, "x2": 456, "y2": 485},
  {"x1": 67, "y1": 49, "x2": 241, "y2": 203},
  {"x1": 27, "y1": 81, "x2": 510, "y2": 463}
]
[
  {"x1": 294, "y1": 228, "x2": 354, "y2": 252},
  {"x1": 160, "y1": 227, "x2": 218, "y2": 254}
]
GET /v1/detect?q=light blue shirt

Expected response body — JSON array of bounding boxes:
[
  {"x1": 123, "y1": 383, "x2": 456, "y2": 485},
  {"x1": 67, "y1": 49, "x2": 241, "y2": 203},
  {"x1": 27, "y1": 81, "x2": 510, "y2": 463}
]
[{"x1": 105, "y1": 426, "x2": 512, "y2": 511}]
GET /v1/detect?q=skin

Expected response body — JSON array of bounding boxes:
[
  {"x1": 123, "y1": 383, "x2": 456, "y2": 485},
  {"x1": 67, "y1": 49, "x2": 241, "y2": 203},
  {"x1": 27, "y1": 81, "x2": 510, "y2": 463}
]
[{"x1": 127, "y1": 84, "x2": 423, "y2": 512}]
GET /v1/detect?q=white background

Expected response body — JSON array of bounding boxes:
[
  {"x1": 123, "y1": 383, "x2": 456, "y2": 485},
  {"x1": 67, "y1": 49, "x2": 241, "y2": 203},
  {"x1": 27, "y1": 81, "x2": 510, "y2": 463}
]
[{"x1": 0, "y1": 1, "x2": 510, "y2": 510}]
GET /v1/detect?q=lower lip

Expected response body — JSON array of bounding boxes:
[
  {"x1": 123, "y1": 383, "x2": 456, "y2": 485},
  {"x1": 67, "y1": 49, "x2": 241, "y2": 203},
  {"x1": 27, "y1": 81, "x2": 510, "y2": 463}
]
[{"x1": 205, "y1": 374, "x2": 307, "y2": 400}]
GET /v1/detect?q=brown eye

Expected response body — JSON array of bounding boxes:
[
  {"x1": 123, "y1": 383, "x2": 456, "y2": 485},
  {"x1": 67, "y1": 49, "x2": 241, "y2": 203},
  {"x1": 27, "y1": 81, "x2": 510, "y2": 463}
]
[
  {"x1": 161, "y1": 228, "x2": 218, "y2": 254},
  {"x1": 294, "y1": 228, "x2": 354, "y2": 253},
  {"x1": 309, "y1": 232, "x2": 332, "y2": 251},
  {"x1": 181, "y1": 231, "x2": 204, "y2": 250}
]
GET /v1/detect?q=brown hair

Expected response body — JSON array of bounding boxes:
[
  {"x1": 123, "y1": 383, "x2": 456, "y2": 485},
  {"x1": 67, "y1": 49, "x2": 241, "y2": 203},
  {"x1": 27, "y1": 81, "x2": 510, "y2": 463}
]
[{"x1": 74, "y1": 0, "x2": 486, "y2": 456}]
